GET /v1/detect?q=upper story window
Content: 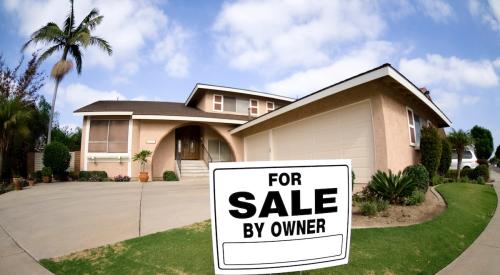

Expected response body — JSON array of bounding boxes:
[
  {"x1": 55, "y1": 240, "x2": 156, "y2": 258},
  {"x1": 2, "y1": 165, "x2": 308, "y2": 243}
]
[
  {"x1": 266, "y1": 101, "x2": 275, "y2": 112},
  {"x1": 88, "y1": 120, "x2": 128, "y2": 153},
  {"x1": 213, "y1": 94, "x2": 223, "y2": 112},
  {"x1": 223, "y1": 96, "x2": 236, "y2": 112},
  {"x1": 407, "y1": 107, "x2": 423, "y2": 147},
  {"x1": 250, "y1": 99, "x2": 259, "y2": 116}
]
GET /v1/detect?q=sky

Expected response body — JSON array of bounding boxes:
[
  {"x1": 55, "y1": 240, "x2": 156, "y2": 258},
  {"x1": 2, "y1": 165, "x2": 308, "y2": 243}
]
[{"x1": 0, "y1": 0, "x2": 499, "y2": 150}]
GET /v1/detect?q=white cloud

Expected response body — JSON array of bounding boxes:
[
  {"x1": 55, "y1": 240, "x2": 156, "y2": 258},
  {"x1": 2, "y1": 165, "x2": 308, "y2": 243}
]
[
  {"x1": 468, "y1": 0, "x2": 500, "y2": 32},
  {"x1": 265, "y1": 41, "x2": 395, "y2": 97},
  {"x1": 418, "y1": 0, "x2": 454, "y2": 23},
  {"x1": 3, "y1": 0, "x2": 191, "y2": 77},
  {"x1": 152, "y1": 24, "x2": 191, "y2": 78},
  {"x1": 433, "y1": 90, "x2": 481, "y2": 114},
  {"x1": 213, "y1": 0, "x2": 385, "y2": 72},
  {"x1": 399, "y1": 54, "x2": 499, "y2": 90}
]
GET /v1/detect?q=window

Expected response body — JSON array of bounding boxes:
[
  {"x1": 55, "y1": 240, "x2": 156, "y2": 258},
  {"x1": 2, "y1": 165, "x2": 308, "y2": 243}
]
[
  {"x1": 236, "y1": 98, "x2": 249, "y2": 114},
  {"x1": 249, "y1": 99, "x2": 259, "y2": 115},
  {"x1": 266, "y1": 101, "x2": 275, "y2": 112},
  {"x1": 88, "y1": 120, "x2": 128, "y2": 153},
  {"x1": 452, "y1": 150, "x2": 473, "y2": 159},
  {"x1": 213, "y1": 94, "x2": 223, "y2": 111},
  {"x1": 223, "y1": 96, "x2": 236, "y2": 112},
  {"x1": 407, "y1": 107, "x2": 416, "y2": 145}
]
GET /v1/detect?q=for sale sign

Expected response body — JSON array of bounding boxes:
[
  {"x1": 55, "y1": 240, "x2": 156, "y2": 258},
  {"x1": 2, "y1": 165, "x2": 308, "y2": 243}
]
[{"x1": 209, "y1": 160, "x2": 352, "y2": 274}]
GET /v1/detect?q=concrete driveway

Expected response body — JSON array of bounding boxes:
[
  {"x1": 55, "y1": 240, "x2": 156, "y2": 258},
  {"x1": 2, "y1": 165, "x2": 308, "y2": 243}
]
[{"x1": 0, "y1": 179, "x2": 209, "y2": 261}]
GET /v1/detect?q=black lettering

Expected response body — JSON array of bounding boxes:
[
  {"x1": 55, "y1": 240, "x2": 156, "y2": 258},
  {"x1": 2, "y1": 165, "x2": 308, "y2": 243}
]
[
  {"x1": 269, "y1": 173, "x2": 278, "y2": 186},
  {"x1": 271, "y1": 222, "x2": 281, "y2": 237},
  {"x1": 282, "y1": 220, "x2": 296, "y2": 236},
  {"x1": 229, "y1": 192, "x2": 256, "y2": 218},
  {"x1": 243, "y1": 223, "x2": 253, "y2": 238},
  {"x1": 307, "y1": 219, "x2": 315, "y2": 234},
  {"x1": 279, "y1": 173, "x2": 290, "y2": 186},
  {"x1": 317, "y1": 218, "x2": 325, "y2": 233},
  {"x1": 297, "y1": 219, "x2": 306, "y2": 234},
  {"x1": 291, "y1": 190, "x2": 312, "y2": 216},
  {"x1": 291, "y1": 172, "x2": 301, "y2": 185},
  {"x1": 259, "y1": 191, "x2": 288, "y2": 217},
  {"x1": 254, "y1": 223, "x2": 264, "y2": 238},
  {"x1": 315, "y1": 188, "x2": 338, "y2": 214}
]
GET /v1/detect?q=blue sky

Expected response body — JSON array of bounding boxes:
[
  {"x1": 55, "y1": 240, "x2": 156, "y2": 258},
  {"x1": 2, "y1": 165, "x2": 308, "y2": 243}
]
[{"x1": 1, "y1": 0, "x2": 500, "y2": 151}]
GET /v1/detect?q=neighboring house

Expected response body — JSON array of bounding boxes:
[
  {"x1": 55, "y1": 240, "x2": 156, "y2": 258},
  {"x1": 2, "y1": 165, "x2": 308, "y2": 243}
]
[{"x1": 75, "y1": 64, "x2": 451, "y2": 183}]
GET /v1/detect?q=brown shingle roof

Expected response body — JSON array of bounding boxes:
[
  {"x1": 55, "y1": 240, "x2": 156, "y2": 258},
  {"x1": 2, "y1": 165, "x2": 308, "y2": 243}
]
[{"x1": 74, "y1": 101, "x2": 250, "y2": 121}]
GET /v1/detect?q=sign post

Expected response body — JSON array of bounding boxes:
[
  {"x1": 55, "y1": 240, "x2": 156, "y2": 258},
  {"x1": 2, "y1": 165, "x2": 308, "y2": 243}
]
[{"x1": 209, "y1": 160, "x2": 352, "y2": 274}]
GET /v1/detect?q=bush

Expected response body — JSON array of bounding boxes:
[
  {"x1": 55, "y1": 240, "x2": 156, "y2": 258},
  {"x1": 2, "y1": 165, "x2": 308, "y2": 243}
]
[
  {"x1": 404, "y1": 190, "x2": 426, "y2": 206},
  {"x1": 431, "y1": 175, "x2": 443, "y2": 186},
  {"x1": 470, "y1": 164, "x2": 490, "y2": 181},
  {"x1": 41, "y1": 167, "x2": 52, "y2": 177},
  {"x1": 360, "y1": 201, "x2": 378, "y2": 216},
  {"x1": 68, "y1": 171, "x2": 79, "y2": 181},
  {"x1": 461, "y1": 167, "x2": 472, "y2": 179},
  {"x1": 33, "y1": 170, "x2": 42, "y2": 182},
  {"x1": 476, "y1": 176, "x2": 486, "y2": 185},
  {"x1": 438, "y1": 138, "x2": 452, "y2": 176},
  {"x1": 368, "y1": 170, "x2": 417, "y2": 204},
  {"x1": 114, "y1": 175, "x2": 131, "y2": 182},
  {"x1": 420, "y1": 127, "x2": 442, "y2": 177},
  {"x1": 404, "y1": 164, "x2": 429, "y2": 192},
  {"x1": 471, "y1": 125, "x2": 494, "y2": 161},
  {"x1": 79, "y1": 171, "x2": 108, "y2": 182},
  {"x1": 163, "y1": 171, "x2": 178, "y2": 181},
  {"x1": 375, "y1": 199, "x2": 389, "y2": 212},
  {"x1": 43, "y1": 142, "x2": 71, "y2": 176}
]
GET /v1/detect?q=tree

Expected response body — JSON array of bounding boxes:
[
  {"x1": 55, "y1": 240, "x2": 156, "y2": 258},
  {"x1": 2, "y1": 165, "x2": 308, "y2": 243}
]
[
  {"x1": 495, "y1": 145, "x2": 500, "y2": 160},
  {"x1": 438, "y1": 137, "x2": 452, "y2": 176},
  {"x1": 51, "y1": 126, "x2": 81, "y2": 151},
  {"x1": 22, "y1": 0, "x2": 112, "y2": 144},
  {"x1": 420, "y1": 127, "x2": 442, "y2": 177},
  {"x1": 447, "y1": 129, "x2": 474, "y2": 179},
  {"x1": 470, "y1": 125, "x2": 494, "y2": 161}
]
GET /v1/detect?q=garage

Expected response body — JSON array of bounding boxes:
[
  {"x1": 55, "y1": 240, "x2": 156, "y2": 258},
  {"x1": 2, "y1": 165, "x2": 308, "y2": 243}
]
[{"x1": 244, "y1": 100, "x2": 375, "y2": 183}]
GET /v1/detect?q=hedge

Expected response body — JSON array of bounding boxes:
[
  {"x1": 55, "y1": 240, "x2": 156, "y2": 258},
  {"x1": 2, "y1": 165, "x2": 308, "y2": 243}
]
[
  {"x1": 79, "y1": 171, "x2": 108, "y2": 182},
  {"x1": 438, "y1": 137, "x2": 452, "y2": 176},
  {"x1": 163, "y1": 171, "x2": 178, "y2": 181},
  {"x1": 420, "y1": 127, "x2": 442, "y2": 177}
]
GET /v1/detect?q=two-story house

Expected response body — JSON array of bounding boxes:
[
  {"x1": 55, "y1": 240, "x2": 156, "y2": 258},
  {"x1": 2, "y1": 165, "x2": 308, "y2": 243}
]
[{"x1": 75, "y1": 64, "x2": 451, "y2": 183}]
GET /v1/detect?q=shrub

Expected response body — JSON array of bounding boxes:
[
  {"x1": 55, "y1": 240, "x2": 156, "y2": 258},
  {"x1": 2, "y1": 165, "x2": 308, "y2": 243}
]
[
  {"x1": 445, "y1": 169, "x2": 458, "y2": 179},
  {"x1": 79, "y1": 171, "x2": 108, "y2": 182},
  {"x1": 43, "y1": 142, "x2": 71, "y2": 176},
  {"x1": 438, "y1": 138, "x2": 452, "y2": 176},
  {"x1": 114, "y1": 175, "x2": 131, "y2": 182},
  {"x1": 368, "y1": 170, "x2": 417, "y2": 204},
  {"x1": 461, "y1": 167, "x2": 472, "y2": 179},
  {"x1": 420, "y1": 127, "x2": 442, "y2": 177},
  {"x1": 41, "y1": 167, "x2": 52, "y2": 177},
  {"x1": 404, "y1": 190, "x2": 426, "y2": 205},
  {"x1": 476, "y1": 176, "x2": 486, "y2": 185},
  {"x1": 471, "y1": 125, "x2": 494, "y2": 161},
  {"x1": 431, "y1": 175, "x2": 443, "y2": 186},
  {"x1": 68, "y1": 171, "x2": 79, "y2": 181},
  {"x1": 404, "y1": 164, "x2": 429, "y2": 192},
  {"x1": 163, "y1": 171, "x2": 178, "y2": 181},
  {"x1": 375, "y1": 199, "x2": 389, "y2": 212},
  {"x1": 470, "y1": 164, "x2": 490, "y2": 181},
  {"x1": 34, "y1": 170, "x2": 42, "y2": 182},
  {"x1": 360, "y1": 201, "x2": 378, "y2": 216}
]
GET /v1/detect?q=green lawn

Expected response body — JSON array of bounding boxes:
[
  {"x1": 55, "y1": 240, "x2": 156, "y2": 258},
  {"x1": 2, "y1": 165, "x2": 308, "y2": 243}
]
[{"x1": 41, "y1": 183, "x2": 497, "y2": 275}]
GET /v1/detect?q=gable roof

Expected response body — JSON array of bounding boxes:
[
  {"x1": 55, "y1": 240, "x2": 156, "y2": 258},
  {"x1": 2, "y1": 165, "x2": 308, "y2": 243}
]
[
  {"x1": 74, "y1": 101, "x2": 249, "y2": 124},
  {"x1": 230, "y1": 63, "x2": 452, "y2": 134},
  {"x1": 185, "y1": 83, "x2": 295, "y2": 107}
]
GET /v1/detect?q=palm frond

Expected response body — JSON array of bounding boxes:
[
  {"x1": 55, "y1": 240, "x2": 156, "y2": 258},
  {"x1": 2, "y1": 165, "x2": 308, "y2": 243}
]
[
  {"x1": 22, "y1": 23, "x2": 64, "y2": 51},
  {"x1": 76, "y1": 8, "x2": 102, "y2": 31},
  {"x1": 69, "y1": 45, "x2": 82, "y2": 74},
  {"x1": 37, "y1": 44, "x2": 65, "y2": 64},
  {"x1": 63, "y1": 0, "x2": 75, "y2": 34},
  {"x1": 88, "y1": 36, "x2": 112, "y2": 55}
]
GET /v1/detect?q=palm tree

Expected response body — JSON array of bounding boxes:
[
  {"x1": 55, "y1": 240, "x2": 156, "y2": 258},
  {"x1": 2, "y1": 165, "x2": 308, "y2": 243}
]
[
  {"x1": 447, "y1": 129, "x2": 474, "y2": 179},
  {"x1": 0, "y1": 98, "x2": 32, "y2": 178},
  {"x1": 22, "y1": 0, "x2": 112, "y2": 144}
]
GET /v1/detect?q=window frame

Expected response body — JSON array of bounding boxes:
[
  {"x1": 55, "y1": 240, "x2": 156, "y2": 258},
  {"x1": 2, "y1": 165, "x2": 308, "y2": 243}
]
[
  {"x1": 88, "y1": 119, "x2": 129, "y2": 153},
  {"x1": 249, "y1": 99, "x2": 259, "y2": 116},
  {"x1": 213, "y1": 94, "x2": 223, "y2": 112},
  {"x1": 266, "y1": 101, "x2": 275, "y2": 112},
  {"x1": 406, "y1": 107, "x2": 416, "y2": 146}
]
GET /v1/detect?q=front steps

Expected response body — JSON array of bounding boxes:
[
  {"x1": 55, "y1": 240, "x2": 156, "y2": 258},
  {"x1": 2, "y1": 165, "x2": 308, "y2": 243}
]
[{"x1": 180, "y1": 160, "x2": 209, "y2": 178}]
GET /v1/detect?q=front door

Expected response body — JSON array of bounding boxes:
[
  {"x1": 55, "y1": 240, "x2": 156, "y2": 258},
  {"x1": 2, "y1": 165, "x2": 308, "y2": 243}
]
[{"x1": 176, "y1": 126, "x2": 200, "y2": 160}]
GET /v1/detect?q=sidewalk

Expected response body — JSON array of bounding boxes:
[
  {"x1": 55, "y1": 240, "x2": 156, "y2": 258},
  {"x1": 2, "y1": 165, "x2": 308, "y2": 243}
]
[
  {"x1": 438, "y1": 168, "x2": 500, "y2": 275},
  {"x1": 0, "y1": 225, "x2": 51, "y2": 275}
]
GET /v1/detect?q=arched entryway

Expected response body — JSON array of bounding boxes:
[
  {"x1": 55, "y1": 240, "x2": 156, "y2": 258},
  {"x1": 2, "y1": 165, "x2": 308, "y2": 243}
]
[{"x1": 151, "y1": 123, "x2": 236, "y2": 180}]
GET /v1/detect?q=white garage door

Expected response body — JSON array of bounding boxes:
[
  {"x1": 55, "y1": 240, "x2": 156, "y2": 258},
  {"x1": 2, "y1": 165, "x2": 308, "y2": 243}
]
[
  {"x1": 245, "y1": 100, "x2": 374, "y2": 183},
  {"x1": 244, "y1": 130, "x2": 270, "y2": 161}
]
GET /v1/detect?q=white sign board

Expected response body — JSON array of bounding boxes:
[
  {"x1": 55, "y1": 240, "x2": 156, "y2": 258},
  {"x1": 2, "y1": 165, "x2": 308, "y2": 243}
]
[{"x1": 209, "y1": 160, "x2": 352, "y2": 274}]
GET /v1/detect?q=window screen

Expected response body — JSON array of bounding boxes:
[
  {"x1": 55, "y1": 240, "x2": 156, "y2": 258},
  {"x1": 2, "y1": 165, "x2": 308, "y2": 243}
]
[
  {"x1": 236, "y1": 98, "x2": 249, "y2": 114},
  {"x1": 88, "y1": 120, "x2": 128, "y2": 153},
  {"x1": 224, "y1": 96, "x2": 236, "y2": 112}
]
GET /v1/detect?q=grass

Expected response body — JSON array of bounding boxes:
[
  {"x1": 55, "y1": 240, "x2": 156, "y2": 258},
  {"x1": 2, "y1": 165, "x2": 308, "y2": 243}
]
[{"x1": 40, "y1": 183, "x2": 497, "y2": 274}]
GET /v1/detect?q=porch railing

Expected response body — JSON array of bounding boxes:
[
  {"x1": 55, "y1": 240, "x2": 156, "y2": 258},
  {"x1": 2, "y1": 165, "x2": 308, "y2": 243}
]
[
  {"x1": 200, "y1": 143, "x2": 213, "y2": 167},
  {"x1": 175, "y1": 151, "x2": 182, "y2": 177}
]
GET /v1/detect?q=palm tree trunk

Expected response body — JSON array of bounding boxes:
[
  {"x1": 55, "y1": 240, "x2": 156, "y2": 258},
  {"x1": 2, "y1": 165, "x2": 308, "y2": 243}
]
[
  {"x1": 47, "y1": 78, "x2": 60, "y2": 144},
  {"x1": 457, "y1": 151, "x2": 463, "y2": 179}
]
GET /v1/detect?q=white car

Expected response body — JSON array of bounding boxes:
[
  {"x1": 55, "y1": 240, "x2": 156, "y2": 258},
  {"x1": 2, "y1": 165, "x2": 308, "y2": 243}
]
[{"x1": 450, "y1": 146, "x2": 479, "y2": 170}]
